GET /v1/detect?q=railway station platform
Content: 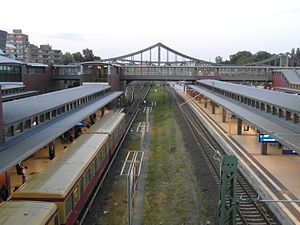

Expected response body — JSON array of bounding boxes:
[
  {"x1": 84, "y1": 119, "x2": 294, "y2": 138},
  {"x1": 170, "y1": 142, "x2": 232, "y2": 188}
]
[
  {"x1": 195, "y1": 100, "x2": 300, "y2": 199},
  {"x1": 172, "y1": 83, "x2": 300, "y2": 224},
  {"x1": 0, "y1": 84, "x2": 123, "y2": 200},
  {"x1": 7, "y1": 109, "x2": 111, "y2": 194}
]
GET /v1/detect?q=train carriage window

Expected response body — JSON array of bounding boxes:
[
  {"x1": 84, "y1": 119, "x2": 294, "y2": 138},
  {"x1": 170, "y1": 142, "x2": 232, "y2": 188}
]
[
  {"x1": 90, "y1": 162, "x2": 96, "y2": 178},
  {"x1": 66, "y1": 194, "x2": 74, "y2": 217},
  {"x1": 88, "y1": 167, "x2": 93, "y2": 181},
  {"x1": 97, "y1": 151, "x2": 102, "y2": 166},
  {"x1": 96, "y1": 153, "x2": 100, "y2": 167},
  {"x1": 108, "y1": 136, "x2": 112, "y2": 150},
  {"x1": 112, "y1": 132, "x2": 115, "y2": 145},
  {"x1": 106, "y1": 140, "x2": 110, "y2": 154},
  {"x1": 95, "y1": 153, "x2": 99, "y2": 168},
  {"x1": 79, "y1": 178, "x2": 84, "y2": 197},
  {"x1": 54, "y1": 214, "x2": 59, "y2": 225},
  {"x1": 73, "y1": 187, "x2": 80, "y2": 206},
  {"x1": 100, "y1": 147, "x2": 104, "y2": 160},
  {"x1": 84, "y1": 171, "x2": 90, "y2": 188}
]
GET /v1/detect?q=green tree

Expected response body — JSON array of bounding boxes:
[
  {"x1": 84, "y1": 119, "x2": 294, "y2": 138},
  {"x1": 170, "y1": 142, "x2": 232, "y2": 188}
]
[
  {"x1": 72, "y1": 52, "x2": 84, "y2": 62},
  {"x1": 83, "y1": 48, "x2": 96, "y2": 61},
  {"x1": 295, "y1": 48, "x2": 300, "y2": 63},
  {"x1": 229, "y1": 51, "x2": 253, "y2": 64},
  {"x1": 291, "y1": 48, "x2": 295, "y2": 57},
  {"x1": 62, "y1": 52, "x2": 75, "y2": 65},
  {"x1": 215, "y1": 56, "x2": 223, "y2": 64},
  {"x1": 253, "y1": 51, "x2": 272, "y2": 62}
]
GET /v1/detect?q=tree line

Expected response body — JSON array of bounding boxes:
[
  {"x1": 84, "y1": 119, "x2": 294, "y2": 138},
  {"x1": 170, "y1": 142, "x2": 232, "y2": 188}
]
[
  {"x1": 215, "y1": 48, "x2": 300, "y2": 65},
  {"x1": 61, "y1": 48, "x2": 101, "y2": 65}
]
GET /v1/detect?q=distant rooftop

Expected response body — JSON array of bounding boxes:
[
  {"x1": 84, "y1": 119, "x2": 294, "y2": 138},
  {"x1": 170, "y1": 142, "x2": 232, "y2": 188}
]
[
  {"x1": 198, "y1": 80, "x2": 300, "y2": 113},
  {"x1": 5, "y1": 43, "x2": 16, "y2": 49},
  {"x1": 3, "y1": 83, "x2": 111, "y2": 126},
  {"x1": 0, "y1": 55, "x2": 24, "y2": 65},
  {"x1": 26, "y1": 63, "x2": 48, "y2": 67},
  {"x1": 274, "y1": 69, "x2": 300, "y2": 85},
  {"x1": 0, "y1": 82, "x2": 24, "y2": 90}
]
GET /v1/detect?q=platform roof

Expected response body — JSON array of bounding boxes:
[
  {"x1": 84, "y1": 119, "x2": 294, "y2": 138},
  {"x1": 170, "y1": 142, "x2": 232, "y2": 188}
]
[
  {"x1": 26, "y1": 63, "x2": 48, "y2": 68},
  {"x1": 0, "y1": 91, "x2": 122, "y2": 173},
  {"x1": 274, "y1": 87, "x2": 300, "y2": 94},
  {"x1": 274, "y1": 69, "x2": 300, "y2": 85},
  {"x1": 52, "y1": 64, "x2": 81, "y2": 68},
  {"x1": 2, "y1": 91, "x2": 39, "y2": 101},
  {"x1": 3, "y1": 83, "x2": 110, "y2": 126},
  {"x1": 0, "y1": 55, "x2": 24, "y2": 65},
  {"x1": 189, "y1": 85, "x2": 300, "y2": 153},
  {"x1": 0, "y1": 82, "x2": 24, "y2": 90},
  {"x1": 197, "y1": 80, "x2": 300, "y2": 113}
]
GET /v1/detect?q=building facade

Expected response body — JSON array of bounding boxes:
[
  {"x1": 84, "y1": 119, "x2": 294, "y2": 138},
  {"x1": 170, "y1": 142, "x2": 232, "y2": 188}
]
[
  {"x1": 38, "y1": 44, "x2": 62, "y2": 64},
  {"x1": 0, "y1": 30, "x2": 7, "y2": 51},
  {"x1": 25, "y1": 44, "x2": 62, "y2": 64},
  {"x1": 6, "y1": 29, "x2": 29, "y2": 61},
  {"x1": 5, "y1": 29, "x2": 62, "y2": 64}
]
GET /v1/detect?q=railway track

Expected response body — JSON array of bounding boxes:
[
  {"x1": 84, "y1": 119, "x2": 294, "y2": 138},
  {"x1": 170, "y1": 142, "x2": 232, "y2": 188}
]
[
  {"x1": 170, "y1": 87, "x2": 281, "y2": 225},
  {"x1": 79, "y1": 82, "x2": 150, "y2": 225}
]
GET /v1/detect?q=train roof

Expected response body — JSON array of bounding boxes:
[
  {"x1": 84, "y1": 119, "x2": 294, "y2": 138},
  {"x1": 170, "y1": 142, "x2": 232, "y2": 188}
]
[
  {"x1": 0, "y1": 201, "x2": 57, "y2": 225},
  {"x1": 87, "y1": 112, "x2": 125, "y2": 135},
  {"x1": 12, "y1": 133, "x2": 108, "y2": 198}
]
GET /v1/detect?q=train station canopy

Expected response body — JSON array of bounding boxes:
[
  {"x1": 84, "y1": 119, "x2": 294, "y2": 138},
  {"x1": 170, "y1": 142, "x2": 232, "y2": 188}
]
[
  {"x1": 189, "y1": 85, "x2": 300, "y2": 153},
  {"x1": 0, "y1": 55, "x2": 24, "y2": 65},
  {"x1": 0, "y1": 91, "x2": 122, "y2": 173},
  {"x1": 3, "y1": 83, "x2": 110, "y2": 126},
  {"x1": 197, "y1": 80, "x2": 300, "y2": 113},
  {"x1": 273, "y1": 69, "x2": 300, "y2": 85}
]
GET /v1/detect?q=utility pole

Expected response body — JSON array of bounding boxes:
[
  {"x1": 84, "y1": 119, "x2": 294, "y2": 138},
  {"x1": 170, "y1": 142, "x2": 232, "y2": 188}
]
[{"x1": 170, "y1": 90, "x2": 176, "y2": 152}]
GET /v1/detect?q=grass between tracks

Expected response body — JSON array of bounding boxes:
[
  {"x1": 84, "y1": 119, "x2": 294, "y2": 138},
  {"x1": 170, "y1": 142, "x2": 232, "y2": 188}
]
[
  {"x1": 98, "y1": 85, "x2": 209, "y2": 225},
  {"x1": 98, "y1": 119, "x2": 142, "y2": 225},
  {"x1": 142, "y1": 86, "x2": 209, "y2": 225}
]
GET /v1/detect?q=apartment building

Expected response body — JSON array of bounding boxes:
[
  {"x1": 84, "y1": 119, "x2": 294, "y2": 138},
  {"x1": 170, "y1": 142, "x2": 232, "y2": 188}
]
[
  {"x1": 0, "y1": 30, "x2": 7, "y2": 51},
  {"x1": 25, "y1": 44, "x2": 62, "y2": 64},
  {"x1": 6, "y1": 29, "x2": 29, "y2": 61},
  {"x1": 5, "y1": 29, "x2": 62, "y2": 64}
]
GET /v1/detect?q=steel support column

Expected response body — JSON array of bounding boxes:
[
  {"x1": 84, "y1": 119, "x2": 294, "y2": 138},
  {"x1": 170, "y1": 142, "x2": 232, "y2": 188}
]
[
  {"x1": 261, "y1": 142, "x2": 268, "y2": 155},
  {"x1": 266, "y1": 105, "x2": 271, "y2": 113},
  {"x1": 286, "y1": 111, "x2": 291, "y2": 121},
  {"x1": 212, "y1": 102, "x2": 216, "y2": 114},
  {"x1": 237, "y1": 118, "x2": 242, "y2": 135},
  {"x1": 294, "y1": 113, "x2": 299, "y2": 124},
  {"x1": 279, "y1": 108, "x2": 284, "y2": 118},
  {"x1": 222, "y1": 108, "x2": 226, "y2": 123},
  {"x1": 272, "y1": 106, "x2": 277, "y2": 115}
]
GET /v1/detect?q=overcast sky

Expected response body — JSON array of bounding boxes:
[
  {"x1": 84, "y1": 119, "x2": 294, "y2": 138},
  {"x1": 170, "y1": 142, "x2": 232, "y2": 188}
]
[{"x1": 1, "y1": 0, "x2": 300, "y2": 61}]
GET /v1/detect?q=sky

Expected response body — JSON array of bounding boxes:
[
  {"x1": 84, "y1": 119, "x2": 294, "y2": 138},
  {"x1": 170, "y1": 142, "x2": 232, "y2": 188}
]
[{"x1": 1, "y1": 0, "x2": 300, "y2": 61}]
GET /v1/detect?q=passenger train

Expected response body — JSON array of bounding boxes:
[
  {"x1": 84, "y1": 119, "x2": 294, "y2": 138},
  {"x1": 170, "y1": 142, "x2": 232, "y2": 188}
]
[{"x1": 0, "y1": 112, "x2": 125, "y2": 225}]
